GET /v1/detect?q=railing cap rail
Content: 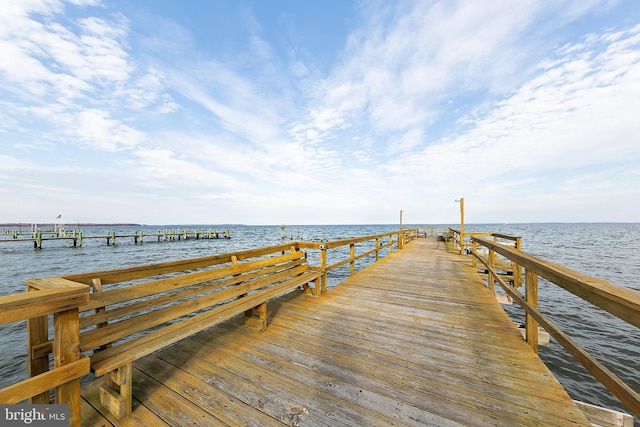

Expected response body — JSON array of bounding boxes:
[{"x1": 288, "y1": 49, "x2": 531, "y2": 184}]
[
  {"x1": 298, "y1": 231, "x2": 399, "y2": 250},
  {"x1": 0, "y1": 278, "x2": 89, "y2": 324}
]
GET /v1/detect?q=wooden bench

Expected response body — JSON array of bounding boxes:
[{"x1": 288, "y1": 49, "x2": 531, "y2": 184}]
[{"x1": 32, "y1": 246, "x2": 321, "y2": 420}]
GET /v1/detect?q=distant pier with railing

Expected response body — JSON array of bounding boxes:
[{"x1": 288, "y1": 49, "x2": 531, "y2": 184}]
[{"x1": 0, "y1": 227, "x2": 231, "y2": 249}]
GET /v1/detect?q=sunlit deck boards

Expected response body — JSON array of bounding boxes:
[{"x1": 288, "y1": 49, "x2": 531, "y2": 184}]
[{"x1": 80, "y1": 236, "x2": 591, "y2": 426}]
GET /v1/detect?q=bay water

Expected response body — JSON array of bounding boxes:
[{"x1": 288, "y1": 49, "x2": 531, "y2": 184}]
[{"x1": 0, "y1": 223, "x2": 638, "y2": 419}]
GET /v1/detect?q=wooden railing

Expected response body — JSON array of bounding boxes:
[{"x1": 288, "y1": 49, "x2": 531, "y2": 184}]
[
  {"x1": 0, "y1": 230, "x2": 408, "y2": 424},
  {"x1": 470, "y1": 235, "x2": 640, "y2": 419},
  {"x1": 298, "y1": 230, "x2": 407, "y2": 293},
  {"x1": 449, "y1": 228, "x2": 485, "y2": 254},
  {"x1": 0, "y1": 279, "x2": 90, "y2": 427}
]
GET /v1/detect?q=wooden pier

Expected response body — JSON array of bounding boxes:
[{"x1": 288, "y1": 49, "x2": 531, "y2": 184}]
[
  {"x1": 77, "y1": 237, "x2": 591, "y2": 426},
  {"x1": 1, "y1": 229, "x2": 637, "y2": 427},
  {"x1": 0, "y1": 228, "x2": 231, "y2": 249}
]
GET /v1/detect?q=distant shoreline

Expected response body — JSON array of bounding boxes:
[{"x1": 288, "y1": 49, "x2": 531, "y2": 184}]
[{"x1": 0, "y1": 223, "x2": 142, "y2": 227}]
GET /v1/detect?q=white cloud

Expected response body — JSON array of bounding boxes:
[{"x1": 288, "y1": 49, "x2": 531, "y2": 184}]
[
  {"x1": 0, "y1": 0, "x2": 175, "y2": 153},
  {"x1": 1, "y1": 0, "x2": 638, "y2": 224},
  {"x1": 391, "y1": 24, "x2": 640, "y2": 190},
  {"x1": 132, "y1": 148, "x2": 248, "y2": 191}
]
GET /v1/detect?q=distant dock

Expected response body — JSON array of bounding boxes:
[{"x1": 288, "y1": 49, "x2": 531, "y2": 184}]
[{"x1": 0, "y1": 228, "x2": 231, "y2": 249}]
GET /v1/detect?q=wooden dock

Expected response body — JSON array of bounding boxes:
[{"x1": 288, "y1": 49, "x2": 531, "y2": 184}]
[
  {"x1": 0, "y1": 228, "x2": 231, "y2": 249},
  {"x1": 79, "y1": 236, "x2": 591, "y2": 426}
]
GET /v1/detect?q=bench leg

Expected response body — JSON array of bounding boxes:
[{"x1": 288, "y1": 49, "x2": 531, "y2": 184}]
[
  {"x1": 244, "y1": 302, "x2": 267, "y2": 331},
  {"x1": 302, "y1": 278, "x2": 319, "y2": 297},
  {"x1": 99, "y1": 363, "x2": 132, "y2": 420}
]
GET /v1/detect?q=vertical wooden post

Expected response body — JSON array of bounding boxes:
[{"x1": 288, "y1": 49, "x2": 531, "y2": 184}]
[
  {"x1": 349, "y1": 243, "x2": 355, "y2": 276},
  {"x1": 389, "y1": 235, "x2": 393, "y2": 254},
  {"x1": 458, "y1": 198, "x2": 465, "y2": 254},
  {"x1": 525, "y1": 270, "x2": 539, "y2": 354},
  {"x1": 53, "y1": 308, "x2": 82, "y2": 427},
  {"x1": 28, "y1": 288, "x2": 50, "y2": 404},
  {"x1": 91, "y1": 279, "x2": 111, "y2": 351},
  {"x1": 375, "y1": 238, "x2": 379, "y2": 261},
  {"x1": 320, "y1": 246, "x2": 327, "y2": 294},
  {"x1": 513, "y1": 237, "x2": 523, "y2": 289},
  {"x1": 488, "y1": 248, "x2": 496, "y2": 295},
  {"x1": 257, "y1": 303, "x2": 267, "y2": 331},
  {"x1": 471, "y1": 241, "x2": 477, "y2": 269},
  {"x1": 399, "y1": 210, "x2": 403, "y2": 249}
]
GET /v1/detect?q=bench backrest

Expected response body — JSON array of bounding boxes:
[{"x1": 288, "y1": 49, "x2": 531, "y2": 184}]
[{"x1": 77, "y1": 247, "x2": 310, "y2": 353}]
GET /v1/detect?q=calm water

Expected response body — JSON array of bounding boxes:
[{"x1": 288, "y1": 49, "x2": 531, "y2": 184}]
[{"x1": 0, "y1": 223, "x2": 638, "y2": 419}]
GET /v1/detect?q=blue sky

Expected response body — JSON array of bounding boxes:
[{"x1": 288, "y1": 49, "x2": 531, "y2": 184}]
[{"x1": 1, "y1": 0, "x2": 639, "y2": 225}]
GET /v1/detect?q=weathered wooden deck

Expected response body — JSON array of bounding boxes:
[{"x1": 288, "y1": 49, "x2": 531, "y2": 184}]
[{"x1": 80, "y1": 236, "x2": 591, "y2": 426}]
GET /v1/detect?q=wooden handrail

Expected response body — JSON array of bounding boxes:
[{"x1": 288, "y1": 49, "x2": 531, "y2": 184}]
[
  {"x1": 298, "y1": 231, "x2": 402, "y2": 294},
  {"x1": 474, "y1": 237, "x2": 640, "y2": 328},
  {"x1": 0, "y1": 282, "x2": 88, "y2": 323},
  {"x1": 0, "y1": 356, "x2": 89, "y2": 404},
  {"x1": 471, "y1": 235, "x2": 640, "y2": 418}
]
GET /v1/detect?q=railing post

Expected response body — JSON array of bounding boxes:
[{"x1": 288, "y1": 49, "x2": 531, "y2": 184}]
[
  {"x1": 525, "y1": 269, "x2": 539, "y2": 354},
  {"x1": 53, "y1": 307, "x2": 82, "y2": 427},
  {"x1": 375, "y1": 238, "x2": 379, "y2": 261},
  {"x1": 513, "y1": 237, "x2": 523, "y2": 289},
  {"x1": 488, "y1": 248, "x2": 496, "y2": 295},
  {"x1": 27, "y1": 288, "x2": 50, "y2": 404},
  {"x1": 320, "y1": 245, "x2": 327, "y2": 294},
  {"x1": 349, "y1": 243, "x2": 355, "y2": 276},
  {"x1": 472, "y1": 240, "x2": 477, "y2": 268},
  {"x1": 389, "y1": 235, "x2": 393, "y2": 254}
]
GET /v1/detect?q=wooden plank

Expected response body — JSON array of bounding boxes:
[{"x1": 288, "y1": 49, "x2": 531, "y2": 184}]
[
  {"x1": 80, "y1": 397, "x2": 112, "y2": 427},
  {"x1": 208, "y1": 306, "x2": 582, "y2": 426},
  {"x1": 0, "y1": 356, "x2": 89, "y2": 404},
  {"x1": 189, "y1": 326, "x2": 479, "y2": 426},
  {"x1": 0, "y1": 287, "x2": 88, "y2": 323},
  {"x1": 135, "y1": 354, "x2": 290, "y2": 426},
  {"x1": 82, "y1": 379, "x2": 168, "y2": 426},
  {"x1": 131, "y1": 367, "x2": 228, "y2": 426},
  {"x1": 156, "y1": 336, "x2": 401, "y2": 426},
  {"x1": 24, "y1": 277, "x2": 90, "y2": 291}
]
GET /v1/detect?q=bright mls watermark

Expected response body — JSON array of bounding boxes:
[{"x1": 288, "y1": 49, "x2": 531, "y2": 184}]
[{"x1": 1, "y1": 405, "x2": 68, "y2": 426}]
